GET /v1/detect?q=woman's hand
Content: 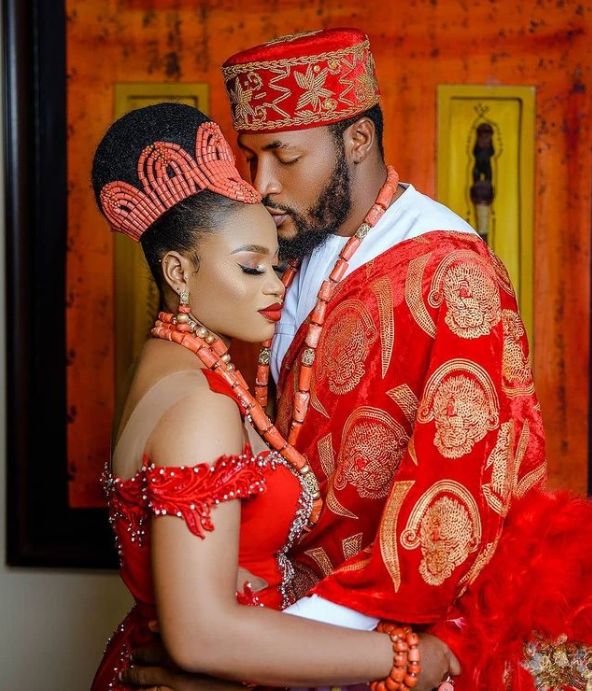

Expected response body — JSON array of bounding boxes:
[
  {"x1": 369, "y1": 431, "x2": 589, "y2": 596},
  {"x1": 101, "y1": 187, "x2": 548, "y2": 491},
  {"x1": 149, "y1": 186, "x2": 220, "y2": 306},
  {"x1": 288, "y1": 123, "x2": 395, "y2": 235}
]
[{"x1": 415, "y1": 633, "x2": 461, "y2": 691}]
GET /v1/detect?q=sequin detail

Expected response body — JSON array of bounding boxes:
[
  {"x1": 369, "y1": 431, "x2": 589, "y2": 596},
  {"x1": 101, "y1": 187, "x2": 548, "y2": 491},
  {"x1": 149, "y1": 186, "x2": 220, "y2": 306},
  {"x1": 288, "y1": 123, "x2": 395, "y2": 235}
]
[{"x1": 523, "y1": 633, "x2": 592, "y2": 689}]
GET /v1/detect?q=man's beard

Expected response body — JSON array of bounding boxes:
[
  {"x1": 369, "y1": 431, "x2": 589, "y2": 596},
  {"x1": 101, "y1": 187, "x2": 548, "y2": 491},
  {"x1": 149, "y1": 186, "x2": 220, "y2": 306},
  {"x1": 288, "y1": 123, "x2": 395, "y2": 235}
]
[{"x1": 265, "y1": 154, "x2": 352, "y2": 262}]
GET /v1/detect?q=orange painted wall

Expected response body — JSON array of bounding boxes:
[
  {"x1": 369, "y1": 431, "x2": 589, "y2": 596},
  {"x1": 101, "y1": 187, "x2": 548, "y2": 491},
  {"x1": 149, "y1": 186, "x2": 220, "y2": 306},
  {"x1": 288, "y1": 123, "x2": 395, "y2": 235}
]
[{"x1": 66, "y1": 0, "x2": 591, "y2": 504}]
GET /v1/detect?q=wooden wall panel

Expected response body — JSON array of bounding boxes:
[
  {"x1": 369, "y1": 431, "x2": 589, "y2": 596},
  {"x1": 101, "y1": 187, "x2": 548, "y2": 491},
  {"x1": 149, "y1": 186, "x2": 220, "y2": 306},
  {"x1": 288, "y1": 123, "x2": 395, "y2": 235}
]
[{"x1": 66, "y1": 0, "x2": 591, "y2": 504}]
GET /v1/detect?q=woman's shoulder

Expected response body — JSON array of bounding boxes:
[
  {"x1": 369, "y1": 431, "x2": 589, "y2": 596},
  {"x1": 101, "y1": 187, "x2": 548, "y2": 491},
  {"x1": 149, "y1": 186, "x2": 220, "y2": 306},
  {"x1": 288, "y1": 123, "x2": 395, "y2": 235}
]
[{"x1": 145, "y1": 369, "x2": 245, "y2": 469}]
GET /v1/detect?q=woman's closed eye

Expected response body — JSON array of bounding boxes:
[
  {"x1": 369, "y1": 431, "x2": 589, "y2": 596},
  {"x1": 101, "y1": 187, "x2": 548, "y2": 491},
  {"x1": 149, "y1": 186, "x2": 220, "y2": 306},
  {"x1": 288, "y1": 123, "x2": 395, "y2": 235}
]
[{"x1": 239, "y1": 263, "x2": 266, "y2": 275}]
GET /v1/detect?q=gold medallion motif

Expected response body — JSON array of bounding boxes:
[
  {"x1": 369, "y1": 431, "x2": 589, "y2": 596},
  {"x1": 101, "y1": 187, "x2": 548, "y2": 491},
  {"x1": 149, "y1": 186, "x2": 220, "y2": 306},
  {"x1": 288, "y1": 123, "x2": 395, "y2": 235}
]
[
  {"x1": 418, "y1": 359, "x2": 499, "y2": 459},
  {"x1": 334, "y1": 406, "x2": 408, "y2": 499},
  {"x1": 401, "y1": 480, "x2": 481, "y2": 585},
  {"x1": 429, "y1": 252, "x2": 501, "y2": 339},
  {"x1": 317, "y1": 299, "x2": 377, "y2": 396}
]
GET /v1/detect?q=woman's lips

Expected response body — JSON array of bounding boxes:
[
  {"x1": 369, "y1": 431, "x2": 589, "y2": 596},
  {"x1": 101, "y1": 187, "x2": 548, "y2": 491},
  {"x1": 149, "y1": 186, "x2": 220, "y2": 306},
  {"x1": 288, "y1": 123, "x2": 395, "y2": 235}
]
[{"x1": 259, "y1": 303, "x2": 283, "y2": 322}]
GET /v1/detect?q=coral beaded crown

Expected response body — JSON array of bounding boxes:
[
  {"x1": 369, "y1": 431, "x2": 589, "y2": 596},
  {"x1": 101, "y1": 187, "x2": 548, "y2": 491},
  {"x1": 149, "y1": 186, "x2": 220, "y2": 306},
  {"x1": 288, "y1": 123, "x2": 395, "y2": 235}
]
[{"x1": 99, "y1": 120, "x2": 261, "y2": 241}]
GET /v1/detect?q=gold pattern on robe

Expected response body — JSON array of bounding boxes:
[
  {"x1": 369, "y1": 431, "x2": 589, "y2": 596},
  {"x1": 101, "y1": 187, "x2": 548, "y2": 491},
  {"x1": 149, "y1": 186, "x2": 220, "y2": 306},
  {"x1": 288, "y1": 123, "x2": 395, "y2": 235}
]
[
  {"x1": 317, "y1": 299, "x2": 377, "y2": 395},
  {"x1": 310, "y1": 370, "x2": 330, "y2": 418},
  {"x1": 342, "y1": 532, "x2": 364, "y2": 560},
  {"x1": 292, "y1": 561, "x2": 321, "y2": 600},
  {"x1": 334, "y1": 406, "x2": 409, "y2": 499},
  {"x1": 405, "y1": 253, "x2": 436, "y2": 338},
  {"x1": 333, "y1": 546, "x2": 372, "y2": 574},
  {"x1": 386, "y1": 384, "x2": 419, "y2": 426},
  {"x1": 515, "y1": 462, "x2": 547, "y2": 499},
  {"x1": 326, "y1": 477, "x2": 359, "y2": 520},
  {"x1": 317, "y1": 432, "x2": 336, "y2": 478},
  {"x1": 276, "y1": 366, "x2": 297, "y2": 435},
  {"x1": 501, "y1": 310, "x2": 535, "y2": 398},
  {"x1": 429, "y1": 250, "x2": 501, "y2": 339},
  {"x1": 371, "y1": 276, "x2": 395, "y2": 378},
  {"x1": 401, "y1": 480, "x2": 481, "y2": 586},
  {"x1": 379, "y1": 480, "x2": 415, "y2": 591},
  {"x1": 303, "y1": 546, "x2": 334, "y2": 577},
  {"x1": 407, "y1": 436, "x2": 419, "y2": 465},
  {"x1": 486, "y1": 244, "x2": 516, "y2": 296},
  {"x1": 482, "y1": 421, "x2": 519, "y2": 516},
  {"x1": 458, "y1": 534, "x2": 501, "y2": 594},
  {"x1": 418, "y1": 359, "x2": 500, "y2": 459}
]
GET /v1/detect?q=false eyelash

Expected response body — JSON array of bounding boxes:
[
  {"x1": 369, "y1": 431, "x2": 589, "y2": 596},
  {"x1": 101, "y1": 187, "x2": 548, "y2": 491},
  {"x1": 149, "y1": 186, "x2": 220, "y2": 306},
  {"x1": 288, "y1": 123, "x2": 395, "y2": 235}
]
[{"x1": 239, "y1": 264, "x2": 265, "y2": 275}]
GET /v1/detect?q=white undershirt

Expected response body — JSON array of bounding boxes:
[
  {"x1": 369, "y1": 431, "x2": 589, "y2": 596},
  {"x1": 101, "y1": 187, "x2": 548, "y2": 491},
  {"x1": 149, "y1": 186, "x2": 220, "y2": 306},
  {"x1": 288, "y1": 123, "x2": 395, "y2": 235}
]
[
  {"x1": 273, "y1": 184, "x2": 477, "y2": 628},
  {"x1": 271, "y1": 184, "x2": 477, "y2": 382}
]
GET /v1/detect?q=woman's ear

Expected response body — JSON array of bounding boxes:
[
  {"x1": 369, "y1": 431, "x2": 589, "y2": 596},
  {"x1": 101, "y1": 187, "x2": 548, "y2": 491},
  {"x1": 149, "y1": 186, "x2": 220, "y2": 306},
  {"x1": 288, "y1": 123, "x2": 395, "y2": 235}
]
[{"x1": 161, "y1": 251, "x2": 188, "y2": 294}]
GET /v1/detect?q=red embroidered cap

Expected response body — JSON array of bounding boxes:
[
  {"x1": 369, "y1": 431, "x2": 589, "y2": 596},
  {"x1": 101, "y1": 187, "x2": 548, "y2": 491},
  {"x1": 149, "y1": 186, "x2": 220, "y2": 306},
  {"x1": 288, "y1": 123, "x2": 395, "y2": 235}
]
[{"x1": 222, "y1": 28, "x2": 380, "y2": 134}]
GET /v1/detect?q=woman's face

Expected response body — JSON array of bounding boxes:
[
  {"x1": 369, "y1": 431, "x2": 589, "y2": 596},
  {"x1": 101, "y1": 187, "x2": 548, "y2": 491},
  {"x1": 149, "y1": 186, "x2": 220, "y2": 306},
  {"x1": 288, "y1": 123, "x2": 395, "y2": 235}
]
[{"x1": 185, "y1": 203, "x2": 285, "y2": 343}]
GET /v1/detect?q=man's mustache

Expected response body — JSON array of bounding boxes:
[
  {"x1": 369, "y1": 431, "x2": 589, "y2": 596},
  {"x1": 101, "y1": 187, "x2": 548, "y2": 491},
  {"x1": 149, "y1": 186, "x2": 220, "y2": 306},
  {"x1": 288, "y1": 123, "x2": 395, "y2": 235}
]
[{"x1": 262, "y1": 197, "x2": 295, "y2": 216}]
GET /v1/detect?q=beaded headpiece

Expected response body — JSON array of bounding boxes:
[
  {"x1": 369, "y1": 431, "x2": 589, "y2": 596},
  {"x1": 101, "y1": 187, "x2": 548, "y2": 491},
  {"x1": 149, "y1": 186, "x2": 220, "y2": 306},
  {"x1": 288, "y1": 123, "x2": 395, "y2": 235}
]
[
  {"x1": 100, "y1": 121, "x2": 261, "y2": 241},
  {"x1": 222, "y1": 28, "x2": 380, "y2": 134}
]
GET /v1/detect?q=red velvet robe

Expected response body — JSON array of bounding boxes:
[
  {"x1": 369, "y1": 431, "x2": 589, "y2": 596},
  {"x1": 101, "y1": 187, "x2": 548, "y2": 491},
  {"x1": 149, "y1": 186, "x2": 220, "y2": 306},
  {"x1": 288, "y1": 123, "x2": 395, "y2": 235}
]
[{"x1": 275, "y1": 231, "x2": 589, "y2": 688}]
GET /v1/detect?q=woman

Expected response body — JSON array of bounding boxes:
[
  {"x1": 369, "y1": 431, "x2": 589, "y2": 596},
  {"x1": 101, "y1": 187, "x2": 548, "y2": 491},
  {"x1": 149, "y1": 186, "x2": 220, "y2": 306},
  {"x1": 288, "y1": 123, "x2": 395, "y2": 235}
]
[{"x1": 91, "y1": 103, "x2": 457, "y2": 691}]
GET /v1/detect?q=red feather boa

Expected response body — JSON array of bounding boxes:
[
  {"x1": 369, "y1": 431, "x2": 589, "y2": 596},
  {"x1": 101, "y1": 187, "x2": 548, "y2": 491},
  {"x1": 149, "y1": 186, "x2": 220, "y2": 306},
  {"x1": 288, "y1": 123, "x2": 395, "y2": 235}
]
[{"x1": 431, "y1": 490, "x2": 592, "y2": 689}]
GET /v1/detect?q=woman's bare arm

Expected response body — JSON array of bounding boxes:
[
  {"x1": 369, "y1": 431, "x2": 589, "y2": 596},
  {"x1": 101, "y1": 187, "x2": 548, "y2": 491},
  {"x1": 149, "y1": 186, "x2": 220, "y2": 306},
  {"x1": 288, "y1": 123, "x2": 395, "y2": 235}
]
[{"x1": 147, "y1": 385, "x2": 453, "y2": 689}]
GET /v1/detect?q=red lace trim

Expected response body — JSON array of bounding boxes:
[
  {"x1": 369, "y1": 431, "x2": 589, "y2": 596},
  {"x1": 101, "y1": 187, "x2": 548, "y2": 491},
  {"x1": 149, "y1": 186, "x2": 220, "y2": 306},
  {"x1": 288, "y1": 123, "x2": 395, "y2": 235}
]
[{"x1": 143, "y1": 450, "x2": 267, "y2": 538}]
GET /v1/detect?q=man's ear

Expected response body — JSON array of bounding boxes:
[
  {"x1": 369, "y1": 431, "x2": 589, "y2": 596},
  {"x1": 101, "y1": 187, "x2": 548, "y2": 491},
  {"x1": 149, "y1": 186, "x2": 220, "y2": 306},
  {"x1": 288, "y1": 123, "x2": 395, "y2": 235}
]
[{"x1": 344, "y1": 116, "x2": 376, "y2": 164}]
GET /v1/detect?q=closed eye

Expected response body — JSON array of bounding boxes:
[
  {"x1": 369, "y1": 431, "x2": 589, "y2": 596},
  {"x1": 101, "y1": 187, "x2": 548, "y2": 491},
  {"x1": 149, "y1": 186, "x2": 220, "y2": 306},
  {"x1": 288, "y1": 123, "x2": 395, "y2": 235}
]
[{"x1": 239, "y1": 264, "x2": 265, "y2": 276}]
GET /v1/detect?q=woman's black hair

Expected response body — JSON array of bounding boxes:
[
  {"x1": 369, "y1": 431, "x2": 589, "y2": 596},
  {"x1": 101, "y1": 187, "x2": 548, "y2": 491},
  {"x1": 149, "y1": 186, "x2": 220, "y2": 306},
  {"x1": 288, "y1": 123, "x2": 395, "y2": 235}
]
[{"x1": 92, "y1": 102, "x2": 242, "y2": 292}]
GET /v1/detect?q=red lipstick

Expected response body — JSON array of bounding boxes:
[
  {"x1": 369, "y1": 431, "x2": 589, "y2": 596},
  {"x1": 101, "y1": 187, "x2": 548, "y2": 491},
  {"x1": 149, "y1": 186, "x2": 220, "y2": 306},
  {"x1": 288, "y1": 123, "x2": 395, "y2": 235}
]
[{"x1": 259, "y1": 302, "x2": 283, "y2": 322}]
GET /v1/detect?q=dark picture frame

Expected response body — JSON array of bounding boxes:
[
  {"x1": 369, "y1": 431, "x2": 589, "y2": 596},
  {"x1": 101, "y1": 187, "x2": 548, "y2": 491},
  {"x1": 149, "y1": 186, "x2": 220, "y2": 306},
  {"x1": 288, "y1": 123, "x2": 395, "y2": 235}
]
[{"x1": 3, "y1": 0, "x2": 116, "y2": 568}]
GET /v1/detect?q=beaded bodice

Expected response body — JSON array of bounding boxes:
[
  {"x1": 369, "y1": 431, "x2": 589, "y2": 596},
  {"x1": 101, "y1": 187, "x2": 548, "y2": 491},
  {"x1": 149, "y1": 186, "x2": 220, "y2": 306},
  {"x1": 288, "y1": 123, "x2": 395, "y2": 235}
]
[{"x1": 103, "y1": 443, "x2": 310, "y2": 610}]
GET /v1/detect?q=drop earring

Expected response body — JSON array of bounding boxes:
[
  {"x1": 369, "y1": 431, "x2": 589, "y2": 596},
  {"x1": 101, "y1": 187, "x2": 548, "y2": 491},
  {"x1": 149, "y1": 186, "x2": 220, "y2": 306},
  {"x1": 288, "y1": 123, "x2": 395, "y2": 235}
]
[{"x1": 175, "y1": 286, "x2": 191, "y2": 323}]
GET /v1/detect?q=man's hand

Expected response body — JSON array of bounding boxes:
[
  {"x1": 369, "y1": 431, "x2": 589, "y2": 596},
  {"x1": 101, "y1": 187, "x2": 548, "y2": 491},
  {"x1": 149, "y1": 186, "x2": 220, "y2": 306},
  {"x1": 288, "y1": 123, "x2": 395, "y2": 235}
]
[
  {"x1": 415, "y1": 633, "x2": 461, "y2": 691},
  {"x1": 121, "y1": 644, "x2": 244, "y2": 691}
]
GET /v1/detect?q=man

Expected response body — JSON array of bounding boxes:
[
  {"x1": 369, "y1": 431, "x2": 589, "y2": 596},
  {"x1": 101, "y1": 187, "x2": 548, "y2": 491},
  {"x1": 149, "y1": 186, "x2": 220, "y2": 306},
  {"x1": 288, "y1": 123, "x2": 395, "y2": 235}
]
[
  {"x1": 221, "y1": 25, "x2": 544, "y2": 625},
  {"x1": 125, "y1": 28, "x2": 589, "y2": 691}
]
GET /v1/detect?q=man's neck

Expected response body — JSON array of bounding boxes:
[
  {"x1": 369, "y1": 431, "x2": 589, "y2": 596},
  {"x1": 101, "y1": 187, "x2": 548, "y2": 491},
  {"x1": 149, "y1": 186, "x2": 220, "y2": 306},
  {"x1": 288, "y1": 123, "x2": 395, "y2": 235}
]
[{"x1": 334, "y1": 161, "x2": 403, "y2": 237}]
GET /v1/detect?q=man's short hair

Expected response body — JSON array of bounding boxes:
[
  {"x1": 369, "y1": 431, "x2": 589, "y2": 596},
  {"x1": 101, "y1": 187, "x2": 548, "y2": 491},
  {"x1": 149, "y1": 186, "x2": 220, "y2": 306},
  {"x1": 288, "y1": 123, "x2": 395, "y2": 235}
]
[{"x1": 328, "y1": 104, "x2": 384, "y2": 161}]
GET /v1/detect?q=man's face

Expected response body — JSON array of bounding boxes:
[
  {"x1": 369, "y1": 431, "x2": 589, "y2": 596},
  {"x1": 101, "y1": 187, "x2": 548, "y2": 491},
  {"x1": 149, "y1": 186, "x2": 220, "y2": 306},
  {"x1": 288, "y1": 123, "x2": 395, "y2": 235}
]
[{"x1": 238, "y1": 126, "x2": 352, "y2": 261}]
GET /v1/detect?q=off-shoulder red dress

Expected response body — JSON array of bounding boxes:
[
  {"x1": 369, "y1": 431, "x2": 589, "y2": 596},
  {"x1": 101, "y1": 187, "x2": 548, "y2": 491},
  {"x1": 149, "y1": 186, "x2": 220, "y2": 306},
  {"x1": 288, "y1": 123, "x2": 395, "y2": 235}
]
[{"x1": 91, "y1": 370, "x2": 312, "y2": 690}]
